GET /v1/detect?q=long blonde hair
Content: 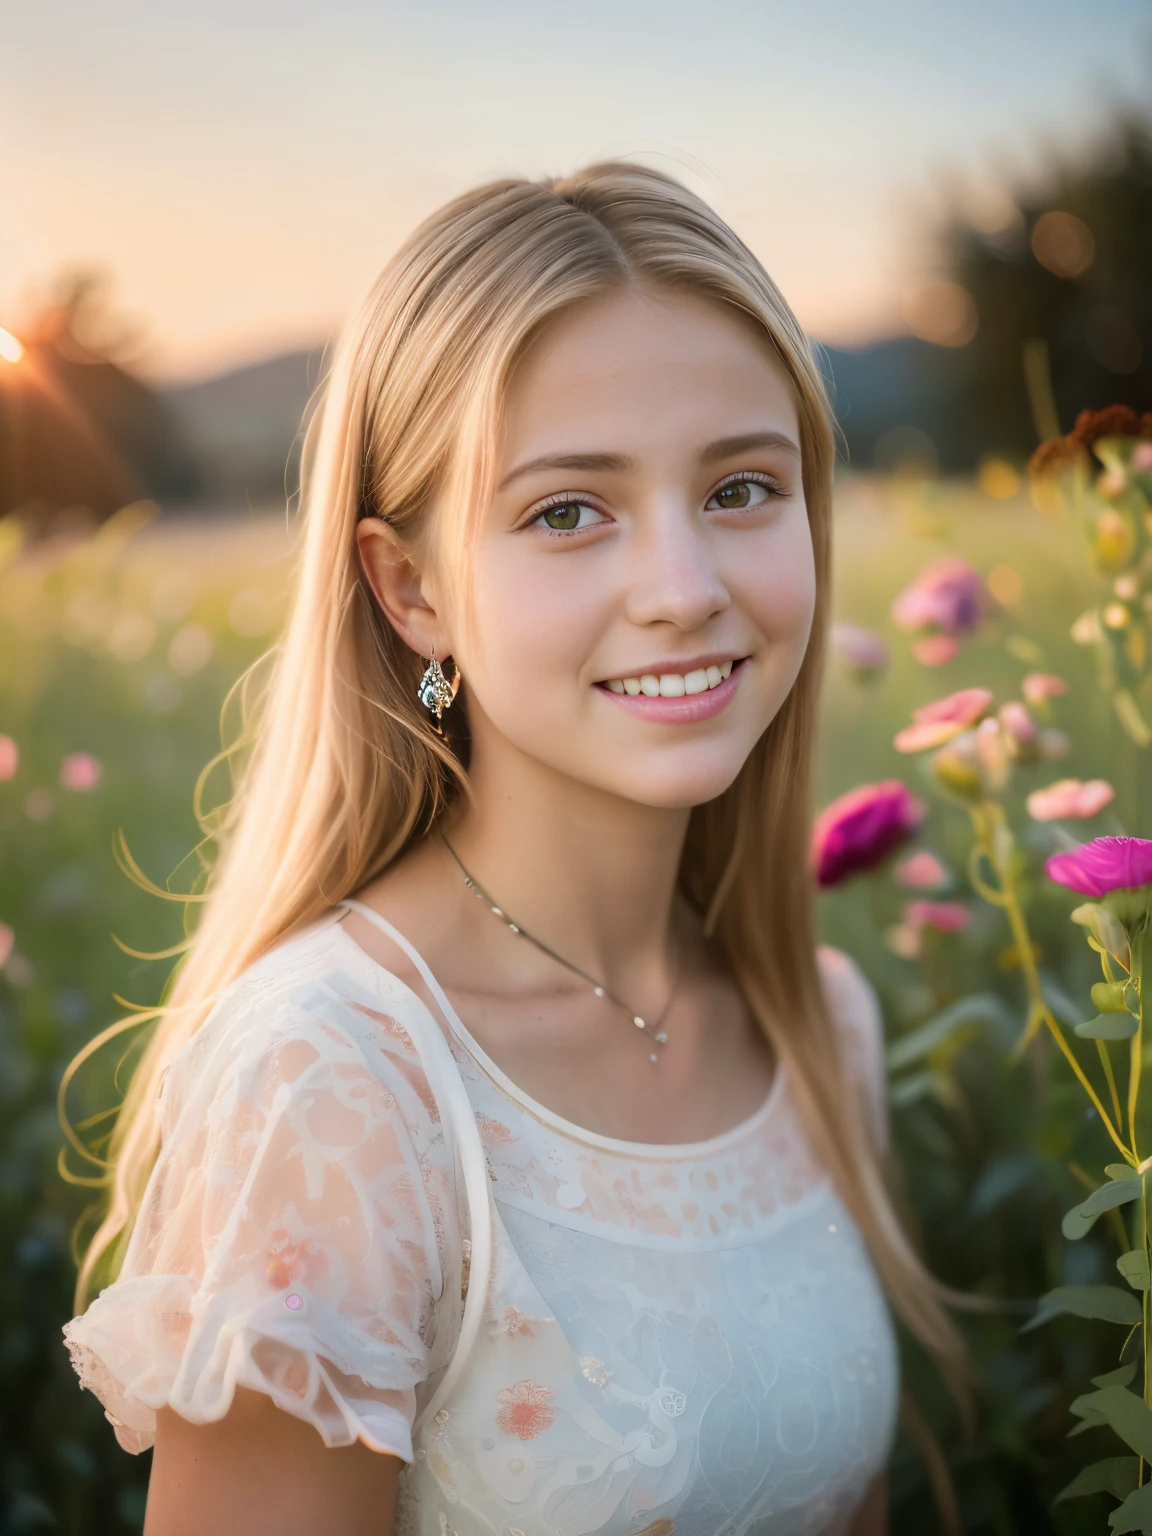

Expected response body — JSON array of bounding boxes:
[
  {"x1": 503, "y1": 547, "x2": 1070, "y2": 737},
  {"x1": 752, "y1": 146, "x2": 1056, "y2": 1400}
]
[{"x1": 68, "y1": 161, "x2": 968, "y2": 1398}]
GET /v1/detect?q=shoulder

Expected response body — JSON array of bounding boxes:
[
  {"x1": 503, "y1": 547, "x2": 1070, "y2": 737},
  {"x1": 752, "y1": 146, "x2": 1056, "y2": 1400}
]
[
  {"x1": 162, "y1": 916, "x2": 445, "y2": 1151},
  {"x1": 816, "y1": 945, "x2": 887, "y2": 1147}
]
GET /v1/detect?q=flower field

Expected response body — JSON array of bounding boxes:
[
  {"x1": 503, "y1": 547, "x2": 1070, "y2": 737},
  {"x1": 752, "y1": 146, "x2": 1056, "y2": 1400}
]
[{"x1": 1, "y1": 439, "x2": 1150, "y2": 1532}]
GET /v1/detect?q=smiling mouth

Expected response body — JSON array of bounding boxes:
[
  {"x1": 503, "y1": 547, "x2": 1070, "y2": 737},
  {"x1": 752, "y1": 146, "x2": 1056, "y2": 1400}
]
[{"x1": 599, "y1": 660, "x2": 737, "y2": 699}]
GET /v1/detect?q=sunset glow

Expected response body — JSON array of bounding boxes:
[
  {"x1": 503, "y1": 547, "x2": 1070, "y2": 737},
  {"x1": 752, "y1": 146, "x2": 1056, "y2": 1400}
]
[{"x1": 0, "y1": 327, "x2": 24, "y2": 364}]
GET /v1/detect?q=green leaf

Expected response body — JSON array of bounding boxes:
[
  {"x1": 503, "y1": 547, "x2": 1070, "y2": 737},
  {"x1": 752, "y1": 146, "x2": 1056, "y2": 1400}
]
[
  {"x1": 1057, "y1": 1456, "x2": 1139, "y2": 1504},
  {"x1": 1107, "y1": 1165, "x2": 1139, "y2": 1182},
  {"x1": 1090, "y1": 1385, "x2": 1152, "y2": 1461},
  {"x1": 1064, "y1": 1180, "x2": 1143, "y2": 1240},
  {"x1": 1118, "y1": 1251, "x2": 1151, "y2": 1292},
  {"x1": 1022, "y1": 1285, "x2": 1142, "y2": 1332},
  {"x1": 1077, "y1": 1013, "x2": 1139, "y2": 1040},
  {"x1": 885, "y1": 994, "x2": 1012, "y2": 1071},
  {"x1": 1096, "y1": 1364, "x2": 1140, "y2": 1389},
  {"x1": 1111, "y1": 1481, "x2": 1152, "y2": 1533}
]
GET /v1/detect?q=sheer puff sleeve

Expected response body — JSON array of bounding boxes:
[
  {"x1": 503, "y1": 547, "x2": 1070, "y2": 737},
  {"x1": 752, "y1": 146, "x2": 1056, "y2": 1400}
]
[
  {"x1": 817, "y1": 945, "x2": 889, "y2": 1154},
  {"x1": 63, "y1": 946, "x2": 463, "y2": 1462}
]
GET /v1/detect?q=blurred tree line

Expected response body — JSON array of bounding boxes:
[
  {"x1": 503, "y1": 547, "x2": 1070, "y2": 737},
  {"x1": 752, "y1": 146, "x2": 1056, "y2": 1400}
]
[
  {"x1": 824, "y1": 110, "x2": 1152, "y2": 474},
  {"x1": 2, "y1": 109, "x2": 1150, "y2": 526}
]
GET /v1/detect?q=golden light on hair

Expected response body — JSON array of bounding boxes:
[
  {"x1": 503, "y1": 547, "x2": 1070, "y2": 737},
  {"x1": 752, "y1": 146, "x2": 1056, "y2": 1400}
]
[
  {"x1": 1030, "y1": 210, "x2": 1094, "y2": 279},
  {"x1": 903, "y1": 281, "x2": 977, "y2": 348},
  {"x1": 0, "y1": 326, "x2": 24, "y2": 363}
]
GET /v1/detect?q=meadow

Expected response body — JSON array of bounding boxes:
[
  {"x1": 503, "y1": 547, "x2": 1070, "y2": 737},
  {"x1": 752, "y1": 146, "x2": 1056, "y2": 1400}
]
[{"x1": 0, "y1": 472, "x2": 1139, "y2": 1534}]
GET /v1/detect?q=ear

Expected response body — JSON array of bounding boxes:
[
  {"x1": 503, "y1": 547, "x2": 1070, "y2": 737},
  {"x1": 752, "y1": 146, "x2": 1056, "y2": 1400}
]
[{"x1": 356, "y1": 518, "x2": 451, "y2": 660}]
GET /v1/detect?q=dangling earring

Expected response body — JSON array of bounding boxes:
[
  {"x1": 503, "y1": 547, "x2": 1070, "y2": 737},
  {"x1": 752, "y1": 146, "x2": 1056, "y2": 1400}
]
[{"x1": 417, "y1": 648, "x2": 460, "y2": 726}]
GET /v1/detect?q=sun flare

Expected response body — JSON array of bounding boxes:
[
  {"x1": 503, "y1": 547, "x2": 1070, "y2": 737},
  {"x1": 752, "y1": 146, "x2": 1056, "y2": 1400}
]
[{"x1": 0, "y1": 326, "x2": 24, "y2": 363}]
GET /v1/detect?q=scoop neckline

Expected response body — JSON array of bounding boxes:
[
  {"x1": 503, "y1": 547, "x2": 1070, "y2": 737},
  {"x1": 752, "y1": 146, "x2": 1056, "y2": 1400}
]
[{"x1": 331, "y1": 916, "x2": 786, "y2": 1160}]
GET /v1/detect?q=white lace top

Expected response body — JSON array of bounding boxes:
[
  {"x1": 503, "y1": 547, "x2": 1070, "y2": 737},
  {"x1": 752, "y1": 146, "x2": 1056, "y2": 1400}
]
[{"x1": 64, "y1": 910, "x2": 898, "y2": 1536}]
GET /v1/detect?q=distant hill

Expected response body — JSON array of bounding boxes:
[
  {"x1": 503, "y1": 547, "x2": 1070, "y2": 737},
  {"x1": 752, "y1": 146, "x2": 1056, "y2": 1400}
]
[
  {"x1": 161, "y1": 334, "x2": 974, "y2": 506},
  {"x1": 162, "y1": 346, "x2": 329, "y2": 504}
]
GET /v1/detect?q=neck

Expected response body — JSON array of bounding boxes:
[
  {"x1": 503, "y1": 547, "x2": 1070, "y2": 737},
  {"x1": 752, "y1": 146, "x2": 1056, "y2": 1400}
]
[{"x1": 447, "y1": 739, "x2": 690, "y2": 989}]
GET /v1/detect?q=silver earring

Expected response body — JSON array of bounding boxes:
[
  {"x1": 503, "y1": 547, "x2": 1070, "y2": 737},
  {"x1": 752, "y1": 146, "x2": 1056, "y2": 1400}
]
[{"x1": 418, "y1": 650, "x2": 459, "y2": 723}]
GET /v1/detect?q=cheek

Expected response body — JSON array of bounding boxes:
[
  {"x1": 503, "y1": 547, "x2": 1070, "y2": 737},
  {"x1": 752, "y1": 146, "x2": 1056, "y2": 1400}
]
[
  {"x1": 736, "y1": 515, "x2": 817, "y2": 649},
  {"x1": 459, "y1": 543, "x2": 609, "y2": 694}
]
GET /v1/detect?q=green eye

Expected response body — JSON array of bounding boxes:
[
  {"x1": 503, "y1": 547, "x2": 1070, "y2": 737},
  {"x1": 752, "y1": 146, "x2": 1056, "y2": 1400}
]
[{"x1": 542, "y1": 503, "x2": 583, "y2": 530}]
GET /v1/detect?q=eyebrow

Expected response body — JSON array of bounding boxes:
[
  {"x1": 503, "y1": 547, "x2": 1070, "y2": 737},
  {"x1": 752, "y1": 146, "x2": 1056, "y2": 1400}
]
[{"x1": 497, "y1": 431, "x2": 800, "y2": 491}]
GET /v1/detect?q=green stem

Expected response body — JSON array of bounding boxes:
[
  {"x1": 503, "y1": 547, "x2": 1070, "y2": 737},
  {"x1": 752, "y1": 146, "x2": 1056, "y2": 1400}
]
[
  {"x1": 1098, "y1": 1039, "x2": 1124, "y2": 1136},
  {"x1": 970, "y1": 803, "x2": 1132, "y2": 1161}
]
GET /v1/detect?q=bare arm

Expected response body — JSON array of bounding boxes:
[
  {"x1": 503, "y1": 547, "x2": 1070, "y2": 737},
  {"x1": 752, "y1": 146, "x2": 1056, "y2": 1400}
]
[{"x1": 145, "y1": 1388, "x2": 402, "y2": 1536}]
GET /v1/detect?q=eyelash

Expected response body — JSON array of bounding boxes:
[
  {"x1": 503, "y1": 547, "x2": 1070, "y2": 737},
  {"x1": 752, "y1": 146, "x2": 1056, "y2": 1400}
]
[{"x1": 524, "y1": 471, "x2": 786, "y2": 537}]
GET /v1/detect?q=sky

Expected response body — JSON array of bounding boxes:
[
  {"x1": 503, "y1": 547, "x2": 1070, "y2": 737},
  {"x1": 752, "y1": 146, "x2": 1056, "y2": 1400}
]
[{"x1": 3, "y1": 0, "x2": 1149, "y2": 383}]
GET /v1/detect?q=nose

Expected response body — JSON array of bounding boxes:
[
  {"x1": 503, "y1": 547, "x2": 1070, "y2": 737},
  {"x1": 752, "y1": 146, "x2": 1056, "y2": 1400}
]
[{"x1": 623, "y1": 502, "x2": 731, "y2": 632}]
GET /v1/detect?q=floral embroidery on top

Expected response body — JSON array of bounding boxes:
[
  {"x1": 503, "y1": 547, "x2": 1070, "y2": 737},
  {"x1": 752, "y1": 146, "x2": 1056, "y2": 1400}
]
[
  {"x1": 495, "y1": 1380, "x2": 555, "y2": 1441},
  {"x1": 634, "y1": 1521, "x2": 676, "y2": 1536},
  {"x1": 579, "y1": 1355, "x2": 612, "y2": 1388},
  {"x1": 489, "y1": 1306, "x2": 538, "y2": 1340}
]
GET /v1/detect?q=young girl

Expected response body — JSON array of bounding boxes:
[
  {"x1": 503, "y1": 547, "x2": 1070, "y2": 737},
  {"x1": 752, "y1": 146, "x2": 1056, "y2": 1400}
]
[{"x1": 64, "y1": 163, "x2": 964, "y2": 1535}]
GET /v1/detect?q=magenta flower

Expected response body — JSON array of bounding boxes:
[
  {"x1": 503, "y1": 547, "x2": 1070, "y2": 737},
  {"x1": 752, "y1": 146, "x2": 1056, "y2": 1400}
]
[
  {"x1": 0, "y1": 734, "x2": 17, "y2": 782},
  {"x1": 1046, "y1": 836, "x2": 1152, "y2": 897},
  {"x1": 892, "y1": 557, "x2": 988, "y2": 638},
  {"x1": 812, "y1": 780, "x2": 926, "y2": 889},
  {"x1": 1022, "y1": 672, "x2": 1068, "y2": 706},
  {"x1": 894, "y1": 687, "x2": 994, "y2": 753},
  {"x1": 896, "y1": 850, "x2": 949, "y2": 890},
  {"x1": 59, "y1": 752, "x2": 102, "y2": 792},
  {"x1": 1027, "y1": 779, "x2": 1115, "y2": 822},
  {"x1": 907, "y1": 900, "x2": 970, "y2": 934}
]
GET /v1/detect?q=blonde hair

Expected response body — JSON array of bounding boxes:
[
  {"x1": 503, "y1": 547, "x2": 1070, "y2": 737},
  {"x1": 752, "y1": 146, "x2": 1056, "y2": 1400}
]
[{"x1": 67, "y1": 161, "x2": 968, "y2": 1400}]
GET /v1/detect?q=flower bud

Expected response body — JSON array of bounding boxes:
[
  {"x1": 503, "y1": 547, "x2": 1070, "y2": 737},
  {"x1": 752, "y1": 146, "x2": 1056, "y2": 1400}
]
[
  {"x1": 1094, "y1": 509, "x2": 1136, "y2": 574},
  {"x1": 1091, "y1": 980, "x2": 1129, "y2": 1013},
  {"x1": 975, "y1": 717, "x2": 1011, "y2": 792},
  {"x1": 930, "y1": 734, "x2": 983, "y2": 802},
  {"x1": 1104, "y1": 602, "x2": 1131, "y2": 630},
  {"x1": 1071, "y1": 609, "x2": 1103, "y2": 645},
  {"x1": 998, "y1": 701, "x2": 1039, "y2": 763}
]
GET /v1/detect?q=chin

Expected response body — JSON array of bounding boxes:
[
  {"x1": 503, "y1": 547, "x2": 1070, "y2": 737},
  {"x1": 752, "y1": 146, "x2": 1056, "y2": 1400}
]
[{"x1": 606, "y1": 750, "x2": 750, "y2": 811}]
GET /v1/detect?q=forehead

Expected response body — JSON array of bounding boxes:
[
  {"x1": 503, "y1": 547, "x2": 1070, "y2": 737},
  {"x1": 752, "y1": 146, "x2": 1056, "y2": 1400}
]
[{"x1": 500, "y1": 286, "x2": 799, "y2": 463}]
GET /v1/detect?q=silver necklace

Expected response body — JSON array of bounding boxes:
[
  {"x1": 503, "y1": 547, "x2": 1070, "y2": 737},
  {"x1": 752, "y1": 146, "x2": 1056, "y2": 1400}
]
[{"x1": 439, "y1": 832, "x2": 675, "y2": 1064}]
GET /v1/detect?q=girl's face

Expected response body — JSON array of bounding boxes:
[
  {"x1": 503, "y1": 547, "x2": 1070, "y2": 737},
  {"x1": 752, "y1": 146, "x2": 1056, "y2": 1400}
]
[{"x1": 444, "y1": 286, "x2": 817, "y2": 810}]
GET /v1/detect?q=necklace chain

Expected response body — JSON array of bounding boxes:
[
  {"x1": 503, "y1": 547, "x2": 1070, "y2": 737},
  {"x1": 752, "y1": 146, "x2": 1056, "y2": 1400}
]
[{"x1": 439, "y1": 832, "x2": 674, "y2": 1063}]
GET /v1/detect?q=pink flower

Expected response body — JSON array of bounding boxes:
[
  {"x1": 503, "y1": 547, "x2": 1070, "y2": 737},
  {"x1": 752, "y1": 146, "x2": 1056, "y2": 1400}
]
[
  {"x1": 895, "y1": 850, "x2": 949, "y2": 890},
  {"x1": 1027, "y1": 779, "x2": 1115, "y2": 822},
  {"x1": 812, "y1": 781, "x2": 926, "y2": 889},
  {"x1": 1046, "y1": 836, "x2": 1152, "y2": 897},
  {"x1": 1134, "y1": 443, "x2": 1152, "y2": 471},
  {"x1": 0, "y1": 922, "x2": 13, "y2": 968},
  {"x1": 59, "y1": 752, "x2": 102, "y2": 792},
  {"x1": 830, "y1": 622, "x2": 889, "y2": 678},
  {"x1": 1022, "y1": 672, "x2": 1068, "y2": 705},
  {"x1": 0, "y1": 735, "x2": 17, "y2": 781},
  {"x1": 892, "y1": 557, "x2": 988, "y2": 637},
  {"x1": 894, "y1": 688, "x2": 994, "y2": 753},
  {"x1": 912, "y1": 634, "x2": 960, "y2": 668},
  {"x1": 907, "y1": 900, "x2": 970, "y2": 934}
]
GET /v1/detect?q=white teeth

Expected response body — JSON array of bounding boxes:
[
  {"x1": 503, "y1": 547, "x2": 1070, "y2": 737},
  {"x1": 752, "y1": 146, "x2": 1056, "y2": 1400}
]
[{"x1": 605, "y1": 661, "x2": 738, "y2": 695}]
